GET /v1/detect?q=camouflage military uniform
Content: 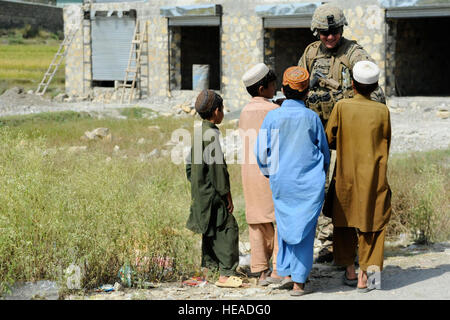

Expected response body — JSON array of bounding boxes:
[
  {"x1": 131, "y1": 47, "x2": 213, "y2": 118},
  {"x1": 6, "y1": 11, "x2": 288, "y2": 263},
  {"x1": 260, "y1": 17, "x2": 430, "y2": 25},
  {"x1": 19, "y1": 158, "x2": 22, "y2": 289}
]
[
  {"x1": 298, "y1": 38, "x2": 386, "y2": 126},
  {"x1": 298, "y1": 4, "x2": 385, "y2": 263}
]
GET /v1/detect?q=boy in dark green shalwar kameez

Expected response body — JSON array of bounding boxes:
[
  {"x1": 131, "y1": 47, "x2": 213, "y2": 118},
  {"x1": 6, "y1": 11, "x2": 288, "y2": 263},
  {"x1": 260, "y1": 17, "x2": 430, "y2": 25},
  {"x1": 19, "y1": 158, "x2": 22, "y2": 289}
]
[{"x1": 186, "y1": 89, "x2": 240, "y2": 287}]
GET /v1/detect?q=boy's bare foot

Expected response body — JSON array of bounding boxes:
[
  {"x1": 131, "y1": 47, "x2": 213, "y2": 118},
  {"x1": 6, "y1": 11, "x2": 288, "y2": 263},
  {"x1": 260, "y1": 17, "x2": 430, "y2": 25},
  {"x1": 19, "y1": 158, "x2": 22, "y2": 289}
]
[
  {"x1": 293, "y1": 282, "x2": 304, "y2": 290},
  {"x1": 218, "y1": 275, "x2": 229, "y2": 283},
  {"x1": 357, "y1": 270, "x2": 368, "y2": 289}
]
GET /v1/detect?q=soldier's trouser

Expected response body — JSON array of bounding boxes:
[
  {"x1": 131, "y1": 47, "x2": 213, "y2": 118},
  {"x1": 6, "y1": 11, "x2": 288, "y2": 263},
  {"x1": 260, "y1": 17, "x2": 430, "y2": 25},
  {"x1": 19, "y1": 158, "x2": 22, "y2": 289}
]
[
  {"x1": 248, "y1": 222, "x2": 279, "y2": 274},
  {"x1": 316, "y1": 214, "x2": 333, "y2": 251},
  {"x1": 333, "y1": 227, "x2": 386, "y2": 271},
  {"x1": 316, "y1": 150, "x2": 336, "y2": 254},
  {"x1": 201, "y1": 214, "x2": 239, "y2": 276}
]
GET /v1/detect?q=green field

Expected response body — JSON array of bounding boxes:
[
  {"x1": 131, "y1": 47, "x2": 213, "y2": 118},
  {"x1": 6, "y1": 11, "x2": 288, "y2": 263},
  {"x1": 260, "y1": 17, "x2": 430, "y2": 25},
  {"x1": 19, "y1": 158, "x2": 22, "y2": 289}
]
[
  {"x1": 0, "y1": 109, "x2": 448, "y2": 295},
  {"x1": 0, "y1": 30, "x2": 64, "y2": 96}
]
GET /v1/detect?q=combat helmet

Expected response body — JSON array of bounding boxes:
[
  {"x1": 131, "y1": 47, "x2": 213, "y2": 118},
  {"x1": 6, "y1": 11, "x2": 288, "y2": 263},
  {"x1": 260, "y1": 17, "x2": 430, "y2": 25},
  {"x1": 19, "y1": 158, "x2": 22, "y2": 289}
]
[{"x1": 310, "y1": 4, "x2": 348, "y2": 36}]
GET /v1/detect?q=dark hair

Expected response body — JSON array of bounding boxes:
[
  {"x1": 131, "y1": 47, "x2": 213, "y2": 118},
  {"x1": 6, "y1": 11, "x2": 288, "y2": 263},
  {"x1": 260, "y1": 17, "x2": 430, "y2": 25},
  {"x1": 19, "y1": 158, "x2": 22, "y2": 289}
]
[
  {"x1": 282, "y1": 84, "x2": 308, "y2": 100},
  {"x1": 352, "y1": 79, "x2": 378, "y2": 96},
  {"x1": 246, "y1": 70, "x2": 277, "y2": 97}
]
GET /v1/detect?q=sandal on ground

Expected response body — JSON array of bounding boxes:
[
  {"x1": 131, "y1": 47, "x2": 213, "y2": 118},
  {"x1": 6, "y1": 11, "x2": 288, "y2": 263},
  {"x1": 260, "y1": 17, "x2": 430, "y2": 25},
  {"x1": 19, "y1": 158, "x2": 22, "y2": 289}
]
[
  {"x1": 257, "y1": 269, "x2": 272, "y2": 286},
  {"x1": 343, "y1": 271, "x2": 358, "y2": 287},
  {"x1": 289, "y1": 288, "x2": 307, "y2": 296},
  {"x1": 276, "y1": 278, "x2": 294, "y2": 290},
  {"x1": 266, "y1": 276, "x2": 283, "y2": 284},
  {"x1": 357, "y1": 286, "x2": 375, "y2": 293},
  {"x1": 215, "y1": 276, "x2": 243, "y2": 288}
]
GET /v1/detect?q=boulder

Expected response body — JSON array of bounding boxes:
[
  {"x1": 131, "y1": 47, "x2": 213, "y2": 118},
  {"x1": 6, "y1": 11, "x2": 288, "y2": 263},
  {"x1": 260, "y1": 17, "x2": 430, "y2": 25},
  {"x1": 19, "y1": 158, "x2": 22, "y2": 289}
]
[
  {"x1": 436, "y1": 109, "x2": 449, "y2": 119},
  {"x1": 83, "y1": 128, "x2": 110, "y2": 140}
]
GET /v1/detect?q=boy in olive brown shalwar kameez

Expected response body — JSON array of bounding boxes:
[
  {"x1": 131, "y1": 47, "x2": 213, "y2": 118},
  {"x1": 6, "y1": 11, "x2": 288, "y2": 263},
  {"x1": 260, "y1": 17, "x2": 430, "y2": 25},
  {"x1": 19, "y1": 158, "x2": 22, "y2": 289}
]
[
  {"x1": 325, "y1": 61, "x2": 392, "y2": 292},
  {"x1": 186, "y1": 89, "x2": 241, "y2": 287}
]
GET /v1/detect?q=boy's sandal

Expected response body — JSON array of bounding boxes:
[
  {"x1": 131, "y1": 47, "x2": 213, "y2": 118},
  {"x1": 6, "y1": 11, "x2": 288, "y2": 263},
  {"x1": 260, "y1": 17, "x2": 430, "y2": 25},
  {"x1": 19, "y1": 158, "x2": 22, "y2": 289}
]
[
  {"x1": 343, "y1": 271, "x2": 358, "y2": 287},
  {"x1": 258, "y1": 279, "x2": 270, "y2": 286},
  {"x1": 265, "y1": 276, "x2": 283, "y2": 284},
  {"x1": 289, "y1": 288, "x2": 306, "y2": 297},
  {"x1": 357, "y1": 286, "x2": 375, "y2": 293},
  {"x1": 257, "y1": 269, "x2": 273, "y2": 286},
  {"x1": 276, "y1": 278, "x2": 294, "y2": 290},
  {"x1": 215, "y1": 276, "x2": 243, "y2": 288}
]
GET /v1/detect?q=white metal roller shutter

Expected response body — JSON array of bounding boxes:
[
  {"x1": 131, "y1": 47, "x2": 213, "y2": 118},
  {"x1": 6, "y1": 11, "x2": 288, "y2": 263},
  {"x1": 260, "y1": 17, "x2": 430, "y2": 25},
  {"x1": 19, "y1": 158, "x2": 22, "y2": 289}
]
[{"x1": 91, "y1": 16, "x2": 135, "y2": 81}]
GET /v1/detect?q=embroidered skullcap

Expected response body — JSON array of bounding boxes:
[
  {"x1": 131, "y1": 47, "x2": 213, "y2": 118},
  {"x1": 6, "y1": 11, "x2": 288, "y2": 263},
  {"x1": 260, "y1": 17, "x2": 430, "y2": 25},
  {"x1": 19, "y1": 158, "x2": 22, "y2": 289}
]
[
  {"x1": 242, "y1": 63, "x2": 270, "y2": 87},
  {"x1": 352, "y1": 61, "x2": 380, "y2": 84},
  {"x1": 194, "y1": 89, "x2": 223, "y2": 114},
  {"x1": 282, "y1": 66, "x2": 310, "y2": 92}
]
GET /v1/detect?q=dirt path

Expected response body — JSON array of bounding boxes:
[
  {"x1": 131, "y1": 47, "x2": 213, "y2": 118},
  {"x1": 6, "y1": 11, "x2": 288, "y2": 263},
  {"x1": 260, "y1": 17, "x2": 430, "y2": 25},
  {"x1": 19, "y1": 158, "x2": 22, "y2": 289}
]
[{"x1": 64, "y1": 242, "x2": 449, "y2": 300}]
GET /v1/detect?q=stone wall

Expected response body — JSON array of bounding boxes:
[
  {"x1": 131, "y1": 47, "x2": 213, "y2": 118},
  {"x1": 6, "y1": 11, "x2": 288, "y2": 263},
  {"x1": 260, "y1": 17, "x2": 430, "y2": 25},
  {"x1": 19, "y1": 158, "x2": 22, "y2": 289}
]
[
  {"x1": 64, "y1": 0, "x2": 387, "y2": 110},
  {"x1": 169, "y1": 26, "x2": 182, "y2": 91},
  {"x1": 0, "y1": 0, "x2": 63, "y2": 33}
]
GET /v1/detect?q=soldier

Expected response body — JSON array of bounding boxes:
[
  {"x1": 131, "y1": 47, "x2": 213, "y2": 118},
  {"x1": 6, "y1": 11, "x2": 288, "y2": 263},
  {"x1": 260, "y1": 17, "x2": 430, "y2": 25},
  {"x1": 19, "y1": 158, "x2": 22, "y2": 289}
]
[{"x1": 298, "y1": 3, "x2": 386, "y2": 263}]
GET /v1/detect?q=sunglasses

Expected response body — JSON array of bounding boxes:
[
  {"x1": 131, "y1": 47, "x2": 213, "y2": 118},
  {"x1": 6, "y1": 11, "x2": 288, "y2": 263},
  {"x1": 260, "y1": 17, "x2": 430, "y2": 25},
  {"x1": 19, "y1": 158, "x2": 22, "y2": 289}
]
[{"x1": 319, "y1": 28, "x2": 341, "y2": 36}]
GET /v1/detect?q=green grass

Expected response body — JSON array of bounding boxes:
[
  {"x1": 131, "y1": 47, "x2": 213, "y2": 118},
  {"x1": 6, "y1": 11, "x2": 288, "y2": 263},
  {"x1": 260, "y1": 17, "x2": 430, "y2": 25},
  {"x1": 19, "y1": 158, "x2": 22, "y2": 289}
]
[
  {"x1": 388, "y1": 150, "x2": 450, "y2": 243},
  {"x1": 0, "y1": 28, "x2": 64, "y2": 96},
  {"x1": 0, "y1": 109, "x2": 447, "y2": 295},
  {"x1": 0, "y1": 110, "x2": 247, "y2": 295}
]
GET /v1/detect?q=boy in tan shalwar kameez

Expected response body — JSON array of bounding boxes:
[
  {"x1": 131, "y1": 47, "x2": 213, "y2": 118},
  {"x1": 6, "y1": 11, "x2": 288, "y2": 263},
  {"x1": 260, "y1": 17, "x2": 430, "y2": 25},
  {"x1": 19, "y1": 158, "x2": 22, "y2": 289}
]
[
  {"x1": 239, "y1": 63, "x2": 283, "y2": 285},
  {"x1": 325, "y1": 61, "x2": 392, "y2": 292}
]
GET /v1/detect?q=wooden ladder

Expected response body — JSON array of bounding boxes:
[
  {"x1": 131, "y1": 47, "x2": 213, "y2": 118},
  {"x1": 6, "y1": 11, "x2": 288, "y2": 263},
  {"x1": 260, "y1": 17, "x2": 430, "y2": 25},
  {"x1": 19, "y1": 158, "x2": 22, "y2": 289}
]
[
  {"x1": 119, "y1": 20, "x2": 148, "y2": 104},
  {"x1": 35, "y1": 27, "x2": 79, "y2": 96}
]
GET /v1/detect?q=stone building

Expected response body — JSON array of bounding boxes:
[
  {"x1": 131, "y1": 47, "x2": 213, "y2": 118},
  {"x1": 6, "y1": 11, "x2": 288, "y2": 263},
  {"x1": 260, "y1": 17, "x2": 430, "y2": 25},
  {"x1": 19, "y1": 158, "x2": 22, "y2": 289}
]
[{"x1": 63, "y1": 0, "x2": 450, "y2": 110}]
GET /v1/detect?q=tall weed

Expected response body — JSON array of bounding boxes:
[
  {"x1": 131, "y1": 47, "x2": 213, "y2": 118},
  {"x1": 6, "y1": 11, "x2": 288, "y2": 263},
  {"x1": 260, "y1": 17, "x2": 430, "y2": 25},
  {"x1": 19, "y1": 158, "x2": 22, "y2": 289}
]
[{"x1": 388, "y1": 150, "x2": 449, "y2": 243}]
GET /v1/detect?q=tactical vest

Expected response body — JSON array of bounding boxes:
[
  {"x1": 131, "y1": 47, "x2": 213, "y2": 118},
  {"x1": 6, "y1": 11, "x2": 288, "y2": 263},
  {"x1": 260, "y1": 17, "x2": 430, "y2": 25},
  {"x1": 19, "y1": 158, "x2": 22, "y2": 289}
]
[{"x1": 300, "y1": 39, "x2": 359, "y2": 124}]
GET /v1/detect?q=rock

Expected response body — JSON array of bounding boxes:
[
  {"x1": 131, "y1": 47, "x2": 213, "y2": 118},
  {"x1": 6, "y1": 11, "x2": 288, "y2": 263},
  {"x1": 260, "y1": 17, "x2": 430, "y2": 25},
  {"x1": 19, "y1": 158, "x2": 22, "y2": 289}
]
[
  {"x1": 75, "y1": 95, "x2": 90, "y2": 102},
  {"x1": 239, "y1": 241, "x2": 251, "y2": 254},
  {"x1": 83, "y1": 128, "x2": 110, "y2": 140},
  {"x1": 239, "y1": 254, "x2": 251, "y2": 266},
  {"x1": 137, "y1": 137, "x2": 145, "y2": 144},
  {"x1": 148, "y1": 125, "x2": 161, "y2": 132},
  {"x1": 64, "y1": 96, "x2": 76, "y2": 103},
  {"x1": 190, "y1": 109, "x2": 196, "y2": 116},
  {"x1": 106, "y1": 157, "x2": 112, "y2": 162},
  {"x1": 27, "y1": 90, "x2": 34, "y2": 95},
  {"x1": 160, "y1": 112, "x2": 173, "y2": 117},
  {"x1": 140, "y1": 149, "x2": 160, "y2": 161},
  {"x1": 53, "y1": 93, "x2": 68, "y2": 103},
  {"x1": 68, "y1": 146, "x2": 87, "y2": 153},
  {"x1": 113, "y1": 282, "x2": 122, "y2": 292},
  {"x1": 181, "y1": 105, "x2": 192, "y2": 113},
  {"x1": 436, "y1": 109, "x2": 449, "y2": 119},
  {"x1": 113, "y1": 145, "x2": 120, "y2": 153}
]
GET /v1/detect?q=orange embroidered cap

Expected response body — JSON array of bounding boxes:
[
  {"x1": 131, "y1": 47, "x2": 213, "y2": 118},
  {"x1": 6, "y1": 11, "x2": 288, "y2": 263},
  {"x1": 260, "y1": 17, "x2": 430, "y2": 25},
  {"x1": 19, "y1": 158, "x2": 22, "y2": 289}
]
[{"x1": 282, "y1": 66, "x2": 310, "y2": 92}]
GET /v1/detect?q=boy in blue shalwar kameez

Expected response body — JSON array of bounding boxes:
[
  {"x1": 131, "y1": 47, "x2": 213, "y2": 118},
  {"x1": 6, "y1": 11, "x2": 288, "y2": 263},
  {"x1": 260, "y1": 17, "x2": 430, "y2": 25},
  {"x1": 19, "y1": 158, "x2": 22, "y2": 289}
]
[{"x1": 255, "y1": 66, "x2": 330, "y2": 296}]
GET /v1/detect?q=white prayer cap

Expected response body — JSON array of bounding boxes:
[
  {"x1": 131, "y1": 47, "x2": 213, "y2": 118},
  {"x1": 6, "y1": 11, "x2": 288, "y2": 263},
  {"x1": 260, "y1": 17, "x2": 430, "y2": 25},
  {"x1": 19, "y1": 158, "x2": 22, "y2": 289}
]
[
  {"x1": 242, "y1": 63, "x2": 270, "y2": 87},
  {"x1": 353, "y1": 61, "x2": 380, "y2": 84}
]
